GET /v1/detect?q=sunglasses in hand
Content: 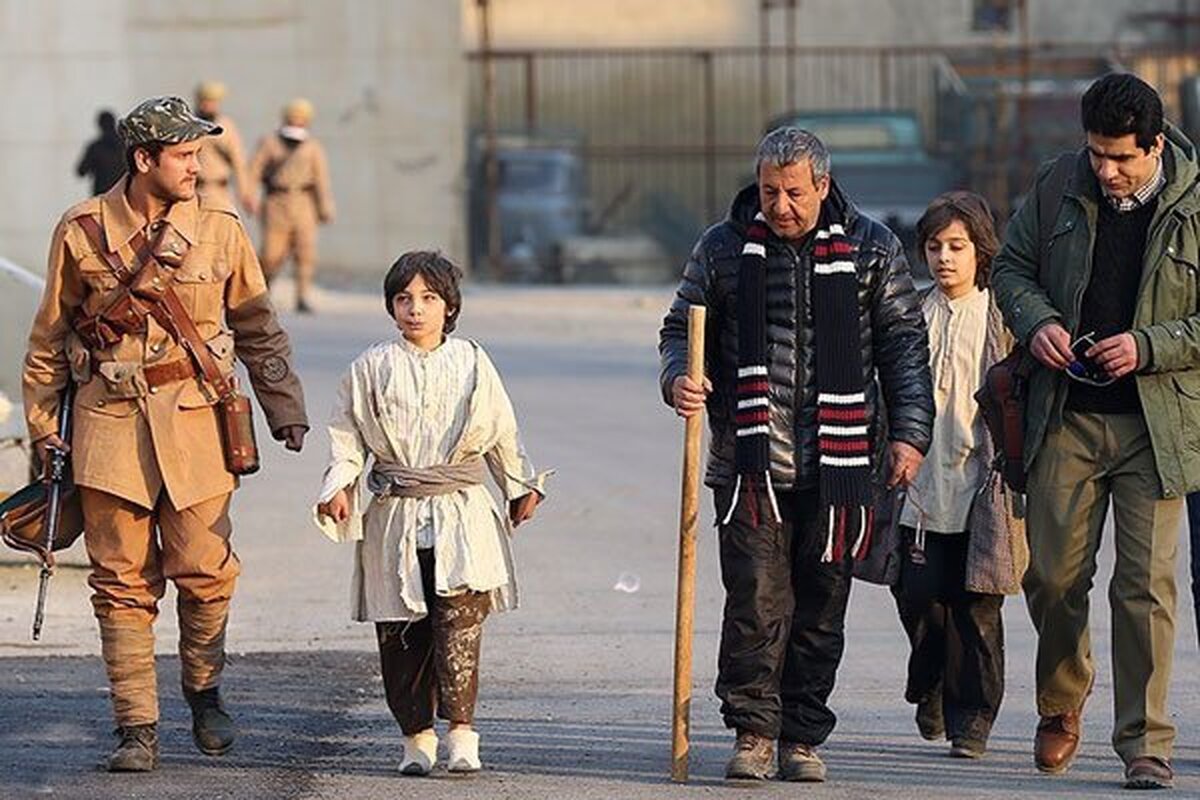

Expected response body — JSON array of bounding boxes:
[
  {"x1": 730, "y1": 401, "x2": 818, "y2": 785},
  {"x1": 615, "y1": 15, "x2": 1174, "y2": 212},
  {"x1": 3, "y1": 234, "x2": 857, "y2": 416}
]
[{"x1": 1066, "y1": 331, "x2": 1117, "y2": 387}]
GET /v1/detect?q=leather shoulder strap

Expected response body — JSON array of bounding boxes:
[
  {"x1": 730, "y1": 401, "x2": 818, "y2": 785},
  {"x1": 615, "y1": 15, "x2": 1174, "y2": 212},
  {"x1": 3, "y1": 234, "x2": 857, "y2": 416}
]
[
  {"x1": 74, "y1": 214, "x2": 153, "y2": 285},
  {"x1": 77, "y1": 213, "x2": 234, "y2": 400},
  {"x1": 159, "y1": 285, "x2": 235, "y2": 400}
]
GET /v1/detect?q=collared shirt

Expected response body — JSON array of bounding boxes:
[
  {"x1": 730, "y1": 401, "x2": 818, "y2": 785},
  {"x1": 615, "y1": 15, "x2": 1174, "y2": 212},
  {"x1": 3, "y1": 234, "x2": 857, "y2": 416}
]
[
  {"x1": 901, "y1": 287, "x2": 990, "y2": 534},
  {"x1": 314, "y1": 336, "x2": 550, "y2": 621},
  {"x1": 1105, "y1": 157, "x2": 1165, "y2": 213}
]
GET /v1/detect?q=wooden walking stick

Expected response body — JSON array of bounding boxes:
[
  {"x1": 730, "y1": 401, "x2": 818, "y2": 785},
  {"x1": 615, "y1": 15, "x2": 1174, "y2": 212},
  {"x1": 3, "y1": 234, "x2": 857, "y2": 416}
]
[{"x1": 671, "y1": 305, "x2": 705, "y2": 782}]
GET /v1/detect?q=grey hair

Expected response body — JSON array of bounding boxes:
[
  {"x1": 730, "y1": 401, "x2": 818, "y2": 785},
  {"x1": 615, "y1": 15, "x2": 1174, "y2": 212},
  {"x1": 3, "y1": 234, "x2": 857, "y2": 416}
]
[{"x1": 755, "y1": 126, "x2": 831, "y2": 182}]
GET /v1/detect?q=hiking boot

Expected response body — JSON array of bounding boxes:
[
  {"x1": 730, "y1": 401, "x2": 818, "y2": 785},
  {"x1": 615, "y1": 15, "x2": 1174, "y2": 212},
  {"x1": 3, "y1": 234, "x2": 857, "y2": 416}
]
[
  {"x1": 778, "y1": 740, "x2": 827, "y2": 782},
  {"x1": 724, "y1": 731, "x2": 776, "y2": 781},
  {"x1": 107, "y1": 724, "x2": 159, "y2": 772},
  {"x1": 184, "y1": 686, "x2": 236, "y2": 756},
  {"x1": 916, "y1": 693, "x2": 945, "y2": 741},
  {"x1": 1124, "y1": 756, "x2": 1173, "y2": 790}
]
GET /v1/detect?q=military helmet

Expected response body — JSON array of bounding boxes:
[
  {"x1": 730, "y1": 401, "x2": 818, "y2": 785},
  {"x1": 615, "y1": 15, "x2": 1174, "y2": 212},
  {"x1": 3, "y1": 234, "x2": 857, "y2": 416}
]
[{"x1": 118, "y1": 95, "x2": 223, "y2": 147}]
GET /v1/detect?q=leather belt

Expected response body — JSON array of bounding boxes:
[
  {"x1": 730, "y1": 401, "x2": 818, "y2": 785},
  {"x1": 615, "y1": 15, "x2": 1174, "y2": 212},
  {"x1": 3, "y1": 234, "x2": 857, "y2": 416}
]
[
  {"x1": 143, "y1": 357, "x2": 196, "y2": 388},
  {"x1": 266, "y1": 184, "x2": 314, "y2": 195}
]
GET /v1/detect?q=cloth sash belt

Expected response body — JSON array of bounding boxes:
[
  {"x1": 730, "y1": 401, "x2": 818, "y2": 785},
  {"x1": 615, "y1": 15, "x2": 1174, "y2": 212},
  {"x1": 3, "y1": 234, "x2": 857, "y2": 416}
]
[{"x1": 367, "y1": 457, "x2": 489, "y2": 499}]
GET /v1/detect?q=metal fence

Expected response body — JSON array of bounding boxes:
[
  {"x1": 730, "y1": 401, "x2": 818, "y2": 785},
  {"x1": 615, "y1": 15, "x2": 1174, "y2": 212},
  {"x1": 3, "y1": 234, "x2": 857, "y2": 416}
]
[{"x1": 467, "y1": 43, "x2": 1199, "y2": 268}]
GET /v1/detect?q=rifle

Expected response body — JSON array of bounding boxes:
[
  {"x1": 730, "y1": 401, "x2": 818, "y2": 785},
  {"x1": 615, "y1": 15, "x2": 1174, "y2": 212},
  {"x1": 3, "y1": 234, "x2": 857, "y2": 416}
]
[{"x1": 31, "y1": 383, "x2": 75, "y2": 641}]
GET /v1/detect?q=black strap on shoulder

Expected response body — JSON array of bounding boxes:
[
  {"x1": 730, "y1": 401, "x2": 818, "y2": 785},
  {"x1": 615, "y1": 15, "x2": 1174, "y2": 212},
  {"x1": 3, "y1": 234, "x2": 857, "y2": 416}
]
[{"x1": 1037, "y1": 153, "x2": 1076, "y2": 261}]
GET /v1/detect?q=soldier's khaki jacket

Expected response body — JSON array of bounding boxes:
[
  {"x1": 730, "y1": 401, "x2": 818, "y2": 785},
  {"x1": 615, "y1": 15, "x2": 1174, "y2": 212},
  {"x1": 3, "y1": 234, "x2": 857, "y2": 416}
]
[
  {"x1": 248, "y1": 134, "x2": 335, "y2": 223},
  {"x1": 198, "y1": 113, "x2": 250, "y2": 203},
  {"x1": 23, "y1": 178, "x2": 308, "y2": 511}
]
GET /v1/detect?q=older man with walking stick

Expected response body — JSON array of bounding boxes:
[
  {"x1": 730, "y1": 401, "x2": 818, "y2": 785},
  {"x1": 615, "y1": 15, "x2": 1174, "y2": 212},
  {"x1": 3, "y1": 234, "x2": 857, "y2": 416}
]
[{"x1": 659, "y1": 126, "x2": 933, "y2": 783}]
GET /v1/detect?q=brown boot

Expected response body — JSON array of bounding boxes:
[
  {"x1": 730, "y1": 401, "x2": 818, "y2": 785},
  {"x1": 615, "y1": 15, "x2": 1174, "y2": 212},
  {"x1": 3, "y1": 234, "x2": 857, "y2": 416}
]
[
  {"x1": 106, "y1": 723, "x2": 159, "y2": 772},
  {"x1": 1034, "y1": 711, "x2": 1081, "y2": 774},
  {"x1": 778, "y1": 741, "x2": 826, "y2": 782},
  {"x1": 725, "y1": 731, "x2": 776, "y2": 781}
]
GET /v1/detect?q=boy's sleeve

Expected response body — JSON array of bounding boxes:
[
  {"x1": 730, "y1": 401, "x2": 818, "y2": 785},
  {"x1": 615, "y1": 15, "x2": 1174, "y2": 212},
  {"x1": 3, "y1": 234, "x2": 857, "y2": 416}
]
[
  {"x1": 312, "y1": 364, "x2": 368, "y2": 542},
  {"x1": 477, "y1": 348, "x2": 551, "y2": 501}
]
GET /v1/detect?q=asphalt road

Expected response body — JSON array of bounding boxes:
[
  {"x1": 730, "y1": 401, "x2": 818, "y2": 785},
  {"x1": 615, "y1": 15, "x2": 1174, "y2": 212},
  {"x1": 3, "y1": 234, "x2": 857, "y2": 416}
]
[{"x1": 1, "y1": 285, "x2": 1197, "y2": 799}]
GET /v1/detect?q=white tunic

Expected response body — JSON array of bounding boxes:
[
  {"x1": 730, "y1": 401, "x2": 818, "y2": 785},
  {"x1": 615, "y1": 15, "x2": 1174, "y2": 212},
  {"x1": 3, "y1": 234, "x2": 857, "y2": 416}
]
[
  {"x1": 901, "y1": 288, "x2": 990, "y2": 534},
  {"x1": 313, "y1": 336, "x2": 549, "y2": 621}
]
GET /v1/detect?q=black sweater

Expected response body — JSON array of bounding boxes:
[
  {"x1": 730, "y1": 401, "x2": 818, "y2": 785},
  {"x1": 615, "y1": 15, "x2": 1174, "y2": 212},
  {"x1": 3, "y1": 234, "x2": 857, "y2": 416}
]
[{"x1": 1066, "y1": 198, "x2": 1156, "y2": 414}]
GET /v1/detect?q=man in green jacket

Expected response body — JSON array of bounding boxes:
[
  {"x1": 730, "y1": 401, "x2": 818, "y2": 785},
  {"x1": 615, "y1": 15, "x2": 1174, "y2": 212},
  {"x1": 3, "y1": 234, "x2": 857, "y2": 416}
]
[{"x1": 992, "y1": 72, "x2": 1200, "y2": 791}]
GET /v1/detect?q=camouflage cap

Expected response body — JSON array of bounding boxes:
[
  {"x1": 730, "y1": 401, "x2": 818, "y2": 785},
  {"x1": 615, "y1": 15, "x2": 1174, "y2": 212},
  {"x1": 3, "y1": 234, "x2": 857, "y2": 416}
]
[{"x1": 118, "y1": 95, "x2": 222, "y2": 147}]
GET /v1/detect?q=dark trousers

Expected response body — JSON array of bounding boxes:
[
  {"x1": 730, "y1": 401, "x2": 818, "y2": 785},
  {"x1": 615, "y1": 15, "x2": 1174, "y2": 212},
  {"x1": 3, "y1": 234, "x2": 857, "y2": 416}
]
[
  {"x1": 714, "y1": 486, "x2": 854, "y2": 745},
  {"x1": 375, "y1": 548, "x2": 491, "y2": 735},
  {"x1": 891, "y1": 528, "x2": 1005, "y2": 745},
  {"x1": 1188, "y1": 492, "x2": 1200, "y2": 646}
]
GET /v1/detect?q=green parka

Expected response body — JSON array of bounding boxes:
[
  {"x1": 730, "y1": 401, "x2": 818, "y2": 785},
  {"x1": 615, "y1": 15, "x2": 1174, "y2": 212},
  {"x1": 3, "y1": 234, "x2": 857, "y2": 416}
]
[{"x1": 991, "y1": 124, "x2": 1200, "y2": 499}]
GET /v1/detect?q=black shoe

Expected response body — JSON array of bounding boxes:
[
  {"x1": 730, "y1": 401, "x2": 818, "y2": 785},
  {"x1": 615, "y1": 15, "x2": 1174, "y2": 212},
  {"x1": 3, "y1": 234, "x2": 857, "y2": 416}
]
[
  {"x1": 107, "y1": 724, "x2": 159, "y2": 772},
  {"x1": 916, "y1": 693, "x2": 945, "y2": 741},
  {"x1": 949, "y1": 737, "x2": 986, "y2": 759},
  {"x1": 184, "y1": 686, "x2": 237, "y2": 756},
  {"x1": 296, "y1": 299, "x2": 314, "y2": 314}
]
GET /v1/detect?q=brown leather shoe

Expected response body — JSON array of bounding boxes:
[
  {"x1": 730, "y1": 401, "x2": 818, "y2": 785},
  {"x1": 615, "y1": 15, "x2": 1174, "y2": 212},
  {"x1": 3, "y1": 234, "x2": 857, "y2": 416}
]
[
  {"x1": 1034, "y1": 712, "x2": 1081, "y2": 774},
  {"x1": 725, "y1": 731, "x2": 776, "y2": 781},
  {"x1": 1124, "y1": 756, "x2": 1173, "y2": 790}
]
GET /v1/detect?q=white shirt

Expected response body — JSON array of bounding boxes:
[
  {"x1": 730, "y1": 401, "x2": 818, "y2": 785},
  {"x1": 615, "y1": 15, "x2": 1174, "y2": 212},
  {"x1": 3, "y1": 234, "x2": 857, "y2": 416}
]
[
  {"x1": 313, "y1": 336, "x2": 549, "y2": 621},
  {"x1": 901, "y1": 288, "x2": 990, "y2": 534}
]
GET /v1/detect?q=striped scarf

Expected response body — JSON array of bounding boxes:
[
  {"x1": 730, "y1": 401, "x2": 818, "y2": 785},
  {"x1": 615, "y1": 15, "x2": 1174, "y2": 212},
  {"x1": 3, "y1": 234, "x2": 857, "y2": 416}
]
[{"x1": 725, "y1": 205, "x2": 874, "y2": 563}]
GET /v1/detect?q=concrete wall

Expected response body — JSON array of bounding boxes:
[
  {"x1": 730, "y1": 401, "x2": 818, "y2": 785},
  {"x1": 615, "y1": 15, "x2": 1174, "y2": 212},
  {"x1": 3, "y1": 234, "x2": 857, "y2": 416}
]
[
  {"x1": 0, "y1": 0, "x2": 465, "y2": 278},
  {"x1": 462, "y1": 0, "x2": 1181, "y2": 48}
]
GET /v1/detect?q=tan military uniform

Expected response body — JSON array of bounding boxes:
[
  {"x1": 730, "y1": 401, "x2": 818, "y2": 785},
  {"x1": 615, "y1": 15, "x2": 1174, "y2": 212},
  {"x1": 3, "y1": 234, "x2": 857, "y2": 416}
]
[
  {"x1": 197, "y1": 114, "x2": 249, "y2": 212},
  {"x1": 247, "y1": 134, "x2": 335, "y2": 305},
  {"x1": 23, "y1": 177, "x2": 307, "y2": 725}
]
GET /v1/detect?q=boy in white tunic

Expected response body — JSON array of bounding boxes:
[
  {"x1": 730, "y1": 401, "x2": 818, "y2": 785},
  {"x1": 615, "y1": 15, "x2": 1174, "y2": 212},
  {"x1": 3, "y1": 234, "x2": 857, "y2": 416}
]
[{"x1": 315, "y1": 251, "x2": 548, "y2": 775}]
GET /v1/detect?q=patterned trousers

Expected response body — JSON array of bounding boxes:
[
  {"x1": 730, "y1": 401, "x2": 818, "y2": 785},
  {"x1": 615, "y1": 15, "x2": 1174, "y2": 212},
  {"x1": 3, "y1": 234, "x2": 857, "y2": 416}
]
[{"x1": 375, "y1": 548, "x2": 491, "y2": 734}]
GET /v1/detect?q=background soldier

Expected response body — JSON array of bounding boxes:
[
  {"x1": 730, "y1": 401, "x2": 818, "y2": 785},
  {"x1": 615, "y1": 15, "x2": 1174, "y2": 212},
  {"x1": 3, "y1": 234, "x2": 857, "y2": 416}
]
[
  {"x1": 23, "y1": 96, "x2": 308, "y2": 772},
  {"x1": 247, "y1": 97, "x2": 336, "y2": 313},
  {"x1": 194, "y1": 81, "x2": 253, "y2": 213},
  {"x1": 74, "y1": 110, "x2": 125, "y2": 196}
]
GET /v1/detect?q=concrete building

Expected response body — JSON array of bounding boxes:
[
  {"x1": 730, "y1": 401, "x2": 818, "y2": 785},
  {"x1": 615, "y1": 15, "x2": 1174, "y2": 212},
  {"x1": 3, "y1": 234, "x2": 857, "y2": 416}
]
[{"x1": 0, "y1": 1, "x2": 465, "y2": 278}]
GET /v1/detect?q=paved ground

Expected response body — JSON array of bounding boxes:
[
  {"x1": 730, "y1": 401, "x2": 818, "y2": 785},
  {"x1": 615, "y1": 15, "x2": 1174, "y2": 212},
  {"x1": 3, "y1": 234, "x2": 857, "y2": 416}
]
[{"x1": 2, "y1": 284, "x2": 1198, "y2": 799}]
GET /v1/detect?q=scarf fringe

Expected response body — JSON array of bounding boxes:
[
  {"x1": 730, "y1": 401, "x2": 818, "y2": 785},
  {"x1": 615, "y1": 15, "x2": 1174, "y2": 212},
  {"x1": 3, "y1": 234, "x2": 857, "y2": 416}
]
[
  {"x1": 718, "y1": 471, "x2": 783, "y2": 528},
  {"x1": 820, "y1": 505, "x2": 875, "y2": 563}
]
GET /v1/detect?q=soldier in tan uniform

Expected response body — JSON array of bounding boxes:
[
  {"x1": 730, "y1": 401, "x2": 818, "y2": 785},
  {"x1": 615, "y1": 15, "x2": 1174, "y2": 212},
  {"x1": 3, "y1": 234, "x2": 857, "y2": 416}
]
[
  {"x1": 247, "y1": 98, "x2": 335, "y2": 313},
  {"x1": 194, "y1": 81, "x2": 252, "y2": 213},
  {"x1": 23, "y1": 96, "x2": 308, "y2": 772}
]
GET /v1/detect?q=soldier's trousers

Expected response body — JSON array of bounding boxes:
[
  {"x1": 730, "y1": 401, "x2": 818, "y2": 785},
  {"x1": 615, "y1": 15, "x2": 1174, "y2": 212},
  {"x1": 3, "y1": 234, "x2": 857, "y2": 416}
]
[
  {"x1": 375, "y1": 548, "x2": 491, "y2": 735},
  {"x1": 260, "y1": 194, "x2": 318, "y2": 302},
  {"x1": 80, "y1": 487, "x2": 240, "y2": 726},
  {"x1": 1024, "y1": 411, "x2": 1182, "y2": 764}
]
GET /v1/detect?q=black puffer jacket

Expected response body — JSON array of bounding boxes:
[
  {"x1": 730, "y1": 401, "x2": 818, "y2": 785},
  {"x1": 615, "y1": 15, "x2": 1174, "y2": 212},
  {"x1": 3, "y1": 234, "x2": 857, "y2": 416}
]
[{"x1": 659, "y1": 182, "x2": 934, "y2": 490}]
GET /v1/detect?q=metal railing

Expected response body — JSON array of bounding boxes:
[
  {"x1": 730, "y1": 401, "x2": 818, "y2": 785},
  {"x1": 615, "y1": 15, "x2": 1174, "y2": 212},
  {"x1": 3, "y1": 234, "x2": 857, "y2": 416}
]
[{"x1": 467, "y1": 43, "x2": 1199, "y2": 266}]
